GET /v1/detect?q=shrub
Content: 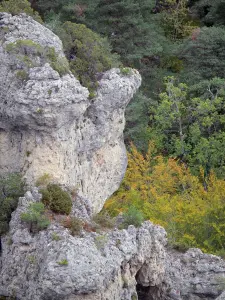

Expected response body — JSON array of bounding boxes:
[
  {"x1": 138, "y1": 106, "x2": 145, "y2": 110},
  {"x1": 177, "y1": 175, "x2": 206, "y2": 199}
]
[
  {"x1": 120, "y1": 67, "x2": 132, "y2": 76},
  {"x1": 94, "y1": 234, "x2": 108, "y2": 250},
  {"x1": 63, "y1": 216, "x2": 83, "y2": 236},
  {"x1": 27, "y1": 255, "x2": 36, "y2": 264},
  {"x1": 0, "y1": 173, "x2": 24, "y2": 235},
  {"x1": 121, "y1": 206, "x2": 144, "y2": 229},
  {"x1": 57, "y1": 259, "x2": 68, "y2": 265},
  {"x1": 16, "y1": 70, "x2": 28, "y2": 81},
  {"x1": 57, "y1": 21, "x2": 119, "y2": 90},
  {"x1": 36, "y1": 173, "x2": 52, "y2": 187},
  {"x1": 45, "y1": 47, "x2": 70, "y2": 76},
  {"x1": 6, "y1": 39, "x2": 43, "y2": 55},
  {"x1": 51, "y1": 232, "x2": 61, "y2": 241},
  {"x1": 0, "y1": 0, "x2": 42, "y2": 23},
  {"x1": 21, "y1": 202, "x2": 50, "y2": 233},
  {"x1": 41, "y1": 184, "x2": 72, "y2": 215},
  {"x1": 92, "y1": 211, "x2": 115, "y2": 229}
]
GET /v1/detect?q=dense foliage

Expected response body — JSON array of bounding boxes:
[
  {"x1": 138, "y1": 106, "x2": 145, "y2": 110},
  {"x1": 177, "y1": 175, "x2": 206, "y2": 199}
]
[
  {"x1": 41, "y1": 184, "x2": 72, "y2": 215},
  {"x1": 0, "y1": 0, "x2": 42, "y2": 22},
  {"x1": 104, "y1": 143, "x2": 225, "y2": 255},
  {"x1": 0, "y1": 174, "x2": 24, "y2": 235},
  {"x1": 21, "y1": 202, "x2": 50, "y2": 233},
  {"x1": 57, "y1": 21, "x2": 119, "y2": 90}
]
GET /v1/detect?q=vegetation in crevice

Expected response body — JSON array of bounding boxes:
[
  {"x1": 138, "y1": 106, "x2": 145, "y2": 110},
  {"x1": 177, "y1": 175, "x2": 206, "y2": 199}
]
[
  {"x1": 21, "y1": 202, "x2": 50, "y2": 233},
  {"x1": 0, "y1": 173, "x2": 24, "y2": 235},
  {"x1": 41, "y1": 184, "x2": 72, "y2": 215},
  {"x1": 5, "y1": 39, "x2": 70, "y2": 77}
]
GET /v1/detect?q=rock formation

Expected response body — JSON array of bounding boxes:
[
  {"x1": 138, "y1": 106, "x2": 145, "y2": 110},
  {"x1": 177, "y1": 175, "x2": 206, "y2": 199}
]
[
  {"x1": 164, "y1": 248, "x2": 225, "y2": 300},
  {"x1": 0, "y1": 189, "x2": 167, "y2": 300},
  {"x1": 1, "y1": 12, "x2": 225, "y2": 300},
  {"x1": 1, "y1": 189, "x2": 225, "y2": 300},
  {"x1": 0, "y1": 12, "x2": 141, "y2": 214}
]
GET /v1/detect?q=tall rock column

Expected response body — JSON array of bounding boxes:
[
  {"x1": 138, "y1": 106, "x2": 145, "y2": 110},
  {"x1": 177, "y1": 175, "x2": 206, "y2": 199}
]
[{"x1": 0, "y1": 13, "x2": 141, "y2": 213}]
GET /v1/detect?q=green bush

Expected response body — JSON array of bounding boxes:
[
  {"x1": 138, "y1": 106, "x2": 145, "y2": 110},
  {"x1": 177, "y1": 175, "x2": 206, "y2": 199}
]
[
  {"x1": 51, "y1": 232, "x2": 61, "y2": 241},
  {"x1": 0, "y1": 173, "x2": 24, "y2": 235},
  {"x1": 57, "y1": 258, "x2": 68, "y2": 265},
  {"x1": 121, "y1": 206, "x2": 144, "y2": 229},
  {"x1": 36, "y1": 173, "x2": 52, "y2": 187},
  {"x1": 16, "y1": 70, "x2": 29, "y2": 81},
  {"x1": 57, "y1": 21, "x2": 120, "y2": 90},
  {"x1": 41, "y1": 184, "x2": 72, "y2": 215},
  {"x1": 0, "y1": 0, "x2": 42, "y2": 23},
  {"x1": 45, "y1": 47, "x2": 70, "y2": 76},
  {"x1": 21, "y1": 202, "x2": 50, "y2": 233},
  {"x1": 63, "y1": 216, "x2": 83, "y2": 236},
  {"x1": 120, "y1": 67, "x2": 132, "y2": 76},
  {"x1": 92, "y1": 211, "x2": 115, "y2": 229}
]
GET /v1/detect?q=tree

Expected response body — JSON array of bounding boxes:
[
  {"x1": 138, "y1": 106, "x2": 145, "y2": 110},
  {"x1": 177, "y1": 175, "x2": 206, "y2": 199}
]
[
  {"x1": 191, "y1": 0, "x2": 225, "y2": 26},
  {"x1": 104, "y1": 143, "x2": 225, "y2": 254},
  {"x1": 56, "y1": 21, "x2": 119, "y2": 90},
  {"x1": 180, "y1": 26, "x2": 225, "y2": 83},
  {"x1": 0, "y1": 0, "x2": 42, "y2": 22},
  {"x1": 159, "y1": 0, "x2": 196, "y2": 41},
  {"x1": 149, "y1": 77, "x2": 225, "y2": 178},
  {"x1": 91, "y1": 0, "x2": 166, "y2": 68},
  {"x1": 0, "y1": 174, "x2": 24, "y2": 235}
]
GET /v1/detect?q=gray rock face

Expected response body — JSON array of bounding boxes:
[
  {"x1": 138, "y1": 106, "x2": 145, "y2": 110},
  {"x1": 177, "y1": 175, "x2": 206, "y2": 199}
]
[
  {"x1": 0, "y1": 13, "x2": 141, "y2": 213},
  {"x1": 164, "y1": 248, "x2": 225, "y2": 300},
  {"x1": 1, "y1": 190, "x2": 225, "y2": 300},
  {"x1": 0, "y1": 189, "x2": 167, "y2": 300},
  {"x1": 216, "y1": 291, "x2": 225, "y2": 300}
]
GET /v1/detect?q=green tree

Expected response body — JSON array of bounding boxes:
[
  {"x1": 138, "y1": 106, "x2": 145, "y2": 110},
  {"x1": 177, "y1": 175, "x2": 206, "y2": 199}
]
[
  {"x1": 191, "y1": 0, "x2": 225, "y2": 26},
  {"x1": 150, "y1": 77, "x2": 225, "y2": 178},
  {"x1": 0, "y1": 0, "x2": 42, "y2": 22},
  {"x1": 180, "y1": 26, "x2": 225, "y2": 83},
  {"x1": 91, "y1": 0, "x2": 166, "y2": 68},
  {"x1": 57, "y1": 21, "x2": 119, "y2": 90},
  {"x1": 159, "y1": 0, "x2": 196, "y2": 41}
]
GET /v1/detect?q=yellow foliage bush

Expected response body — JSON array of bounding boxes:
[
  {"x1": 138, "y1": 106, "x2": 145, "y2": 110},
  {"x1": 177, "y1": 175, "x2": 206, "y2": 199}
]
[{"x1": 104, "y1": 143, "x2": 225, "y2": 255}]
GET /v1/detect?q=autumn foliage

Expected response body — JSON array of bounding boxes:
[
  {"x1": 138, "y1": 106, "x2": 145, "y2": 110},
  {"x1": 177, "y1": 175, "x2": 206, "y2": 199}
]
[{"x1": 104, "y1": 143, "x2": 225, "y2": 255}]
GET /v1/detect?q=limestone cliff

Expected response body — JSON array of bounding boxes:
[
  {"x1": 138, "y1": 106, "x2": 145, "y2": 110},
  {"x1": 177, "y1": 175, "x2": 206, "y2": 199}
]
[{"x1": 0, "y1": 12, "x2": 141, "y2": 214}]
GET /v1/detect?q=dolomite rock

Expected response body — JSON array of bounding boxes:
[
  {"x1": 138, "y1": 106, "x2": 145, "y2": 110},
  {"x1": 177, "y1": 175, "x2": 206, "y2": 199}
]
[
  {"x1": 0, "y1": 13, "x2": 141, "y2": 214},
  {"x1": 0, "y1": 189, "x2": 167, "y2": 300},
  {"x1": 216, "y1": 291, "x2": 225, "y2": 300},
  {"x1": 137, "y1": 248, "x2": 225, "y2": 300},
  {"x1": 1, "y1": 189, "x2": 225, "y2": 300},
  {"x1": 164, "y1": 248, "x2": 225, "y2": 300}
]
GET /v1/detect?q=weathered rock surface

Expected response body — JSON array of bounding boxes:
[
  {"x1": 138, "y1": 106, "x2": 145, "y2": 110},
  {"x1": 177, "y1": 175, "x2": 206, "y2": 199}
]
[
  {"x1": 0, "y1": 13, "x2": 141, "y2": 213},
  {"x1": 0, "y1": 189, "x2": 167, "y2": 300},
  {"x1": 1, "y1": 190, "x2": 225, "y2": 300},
  {"x1": 164, "y1": 248, "x2": 225, "y2": 300},
  {"x1": 216, "y1": 291, "x2": 225, "y2": 300}
]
